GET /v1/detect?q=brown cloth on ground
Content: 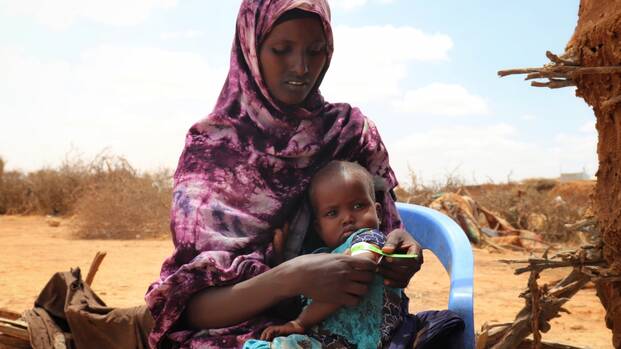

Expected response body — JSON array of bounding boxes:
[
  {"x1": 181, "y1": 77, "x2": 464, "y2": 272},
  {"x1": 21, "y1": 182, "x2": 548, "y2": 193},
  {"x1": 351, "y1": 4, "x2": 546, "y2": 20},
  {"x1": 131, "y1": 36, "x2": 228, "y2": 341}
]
[{"x1": 21, "y1": 268, "x2": 153, "y2": 349}]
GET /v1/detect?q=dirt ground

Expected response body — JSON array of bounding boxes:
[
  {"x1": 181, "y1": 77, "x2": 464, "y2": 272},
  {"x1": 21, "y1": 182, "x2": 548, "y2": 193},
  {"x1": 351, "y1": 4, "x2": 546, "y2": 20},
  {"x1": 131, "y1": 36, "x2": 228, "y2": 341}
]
[{"x1": 0, "y1": 216, "x2": 612, "y2": 348}]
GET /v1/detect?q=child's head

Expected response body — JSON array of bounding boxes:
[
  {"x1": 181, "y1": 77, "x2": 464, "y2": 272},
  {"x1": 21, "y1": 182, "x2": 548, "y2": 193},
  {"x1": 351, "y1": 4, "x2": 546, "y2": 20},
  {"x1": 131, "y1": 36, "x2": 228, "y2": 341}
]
[{"x1": 309, "y1": 161, "x2": 381, "y2": 247}]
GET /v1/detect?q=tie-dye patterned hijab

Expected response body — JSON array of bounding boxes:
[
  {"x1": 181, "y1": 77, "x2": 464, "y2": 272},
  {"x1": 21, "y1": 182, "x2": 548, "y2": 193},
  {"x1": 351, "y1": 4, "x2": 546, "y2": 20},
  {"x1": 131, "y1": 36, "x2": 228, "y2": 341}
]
[{"x1": 145, "y1": 0, "x2": 400, "y2": 347}]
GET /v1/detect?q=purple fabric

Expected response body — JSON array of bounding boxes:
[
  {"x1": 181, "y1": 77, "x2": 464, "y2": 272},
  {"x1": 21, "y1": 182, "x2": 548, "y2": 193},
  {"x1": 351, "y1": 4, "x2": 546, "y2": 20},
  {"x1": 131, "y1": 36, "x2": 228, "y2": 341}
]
[{"x1": 145, "y1": 1, "x2": 400, "y2": 348}]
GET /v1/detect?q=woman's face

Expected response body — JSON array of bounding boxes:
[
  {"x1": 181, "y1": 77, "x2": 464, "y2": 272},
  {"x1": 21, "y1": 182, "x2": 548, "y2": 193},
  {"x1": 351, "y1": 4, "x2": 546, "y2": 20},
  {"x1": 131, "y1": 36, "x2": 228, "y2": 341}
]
[{"x1": 259, "y1": 16, "x2": 327, "y2": 106}]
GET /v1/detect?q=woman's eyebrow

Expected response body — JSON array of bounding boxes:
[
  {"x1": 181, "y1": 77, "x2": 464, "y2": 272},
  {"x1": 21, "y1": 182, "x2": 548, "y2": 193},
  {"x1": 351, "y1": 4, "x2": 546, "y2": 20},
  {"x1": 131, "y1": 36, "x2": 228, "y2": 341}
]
[
  {"x1": 269, "y1": 39, "x2": 294, "y2": 44},
  {"x1": 267, "y1": 38, "x2": 326, "y2": 45}
]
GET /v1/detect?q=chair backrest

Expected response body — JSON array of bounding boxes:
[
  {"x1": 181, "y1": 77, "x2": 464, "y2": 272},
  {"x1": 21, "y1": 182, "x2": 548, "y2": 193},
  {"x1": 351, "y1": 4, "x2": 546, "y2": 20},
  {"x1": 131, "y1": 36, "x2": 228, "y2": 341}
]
[{"x1": 396, "y1": 202, "x2": 475, "y2": 349}]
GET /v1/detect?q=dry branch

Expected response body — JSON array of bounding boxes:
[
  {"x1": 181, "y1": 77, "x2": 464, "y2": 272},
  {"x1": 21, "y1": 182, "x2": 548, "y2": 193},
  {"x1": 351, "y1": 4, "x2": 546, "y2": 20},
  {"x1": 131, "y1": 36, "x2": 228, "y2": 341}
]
[
  {"x1": 498, "y1": 64, "x2": 621, "y2": 78},
  {"x1": 498, "y1": 68, "x2": 547, "y2": 77},
  {"x1": 483, "y1": 244, "x2": 603, "y2": 348},
  {"x1": 0, "y1": 309, "x2": 29, "y2": 349},
  {"x1": 499, "y1": 257, "x2": 605, "y2": 274},
  {"x1": 0, "y1": 311, "x2": 19, "y2": 322},
  {"x1": 530, "y1": 80, "x2": 576, "y2": 89},
  {"x1": 85, "y1": 251, "x2": 107, "y2": 287},
  {"x1": 497, "y1": 50, "x2": 621, "y2": 90},
  {"x1": 525, "y1": 72, "x2": 571, "y2": 81},
  {"x1": 529, "y1": 269, "x2": 542, "y2": 348},
  {"x1": 0, "y1": 318, "x2": 29, "y2": 341},
  {"x1": 0, "y1": 334, "x2": 30, "y2": 349},
  {"x1": 489, "y1": 269, "x2": 591, "y2": 349}
]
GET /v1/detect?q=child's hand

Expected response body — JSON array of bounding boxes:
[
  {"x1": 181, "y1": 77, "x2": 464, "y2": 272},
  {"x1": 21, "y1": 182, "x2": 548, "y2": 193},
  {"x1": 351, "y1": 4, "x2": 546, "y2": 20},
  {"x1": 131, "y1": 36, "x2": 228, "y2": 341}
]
[{"x1": 259, "y1": 320, "x2": 305, "y2": 341}]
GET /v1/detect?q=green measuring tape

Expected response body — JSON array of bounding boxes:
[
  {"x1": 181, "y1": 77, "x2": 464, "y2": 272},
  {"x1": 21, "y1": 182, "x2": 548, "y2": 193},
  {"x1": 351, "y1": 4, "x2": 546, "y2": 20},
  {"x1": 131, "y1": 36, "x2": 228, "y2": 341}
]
[{"x1": 350, "y1": 242, "x2": 418, "y2": 259}]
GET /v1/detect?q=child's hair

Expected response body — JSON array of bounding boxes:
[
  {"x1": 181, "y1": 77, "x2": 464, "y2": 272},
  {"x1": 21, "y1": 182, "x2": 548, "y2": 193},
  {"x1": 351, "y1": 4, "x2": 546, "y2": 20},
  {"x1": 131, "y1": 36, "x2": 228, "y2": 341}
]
[{"x1": 308, "y1": 160, "x2": 376, "y2": 212}]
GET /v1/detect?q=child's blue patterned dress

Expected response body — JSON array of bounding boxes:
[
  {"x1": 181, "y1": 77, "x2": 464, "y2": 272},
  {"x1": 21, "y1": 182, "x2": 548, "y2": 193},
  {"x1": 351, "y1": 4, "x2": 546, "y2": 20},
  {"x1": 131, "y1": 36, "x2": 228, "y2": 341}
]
[{"x1": 244, "y1": 228, "x2": 404, "y2": 349}]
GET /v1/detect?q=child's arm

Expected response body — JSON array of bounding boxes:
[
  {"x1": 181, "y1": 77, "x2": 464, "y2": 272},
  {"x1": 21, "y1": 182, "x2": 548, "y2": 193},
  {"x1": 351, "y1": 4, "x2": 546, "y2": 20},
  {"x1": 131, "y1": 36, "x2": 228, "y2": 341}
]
[
  {"x1": 259, "y1": 301, "x2": 340, "y2": 340},
  {"x1": 260, "y1": 248, "x2": 380, "y2": 341}
]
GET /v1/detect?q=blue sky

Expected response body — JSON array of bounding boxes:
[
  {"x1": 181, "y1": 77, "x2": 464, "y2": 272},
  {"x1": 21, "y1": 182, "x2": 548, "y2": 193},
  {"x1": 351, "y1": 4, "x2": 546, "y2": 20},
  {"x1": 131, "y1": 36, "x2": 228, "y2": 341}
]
[{"x1": 0, "y1": 0, "x2": 596, "y2": 185}]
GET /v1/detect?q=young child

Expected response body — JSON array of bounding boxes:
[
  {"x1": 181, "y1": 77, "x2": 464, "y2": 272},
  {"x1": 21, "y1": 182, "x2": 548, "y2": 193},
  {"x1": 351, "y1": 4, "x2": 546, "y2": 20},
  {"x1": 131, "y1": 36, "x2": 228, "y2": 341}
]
[{"x1": 259, "y1": 160, "x2": 411, "y2": 348}]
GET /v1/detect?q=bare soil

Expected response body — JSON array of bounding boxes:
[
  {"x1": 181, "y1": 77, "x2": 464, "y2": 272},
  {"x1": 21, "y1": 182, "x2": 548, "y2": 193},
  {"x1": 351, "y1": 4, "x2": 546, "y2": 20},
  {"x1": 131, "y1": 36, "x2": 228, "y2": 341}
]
[{"x1": 0, "y1": 216, "x2": 612, "y2": 348}]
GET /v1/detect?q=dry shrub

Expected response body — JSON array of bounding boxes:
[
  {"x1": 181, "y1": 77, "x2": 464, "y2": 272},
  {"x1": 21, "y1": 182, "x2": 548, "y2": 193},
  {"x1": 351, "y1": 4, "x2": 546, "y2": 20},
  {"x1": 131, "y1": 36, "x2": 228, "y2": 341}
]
[
  {"x1": 0, "y1": 157, "x2": 88, "y2": 215},
  {"x1": 72, "y1": 154, "x2": 172, "y2": 239},
  {"x1": 397, "y1": 170, "x2": 593, "y2": 242},
  {"x1": 395, "y1": 169, "x2": 466, "y2": 206},
  {"x1": 0, "y1": 152, "x2": 173, "y2": 239},
  {"x1": 0, "y1": 170, "x2": 29, "y2": 214},
  {"x1": 468, "y1": 179, "x2": 591, "y2": 242}
]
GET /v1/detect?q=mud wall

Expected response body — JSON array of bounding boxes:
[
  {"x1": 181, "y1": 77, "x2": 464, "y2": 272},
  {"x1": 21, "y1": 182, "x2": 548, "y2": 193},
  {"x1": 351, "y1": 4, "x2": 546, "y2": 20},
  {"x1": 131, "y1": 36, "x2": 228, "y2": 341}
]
[{"x1": 567, "y1": 1, "x2": 621, "y2": 346}]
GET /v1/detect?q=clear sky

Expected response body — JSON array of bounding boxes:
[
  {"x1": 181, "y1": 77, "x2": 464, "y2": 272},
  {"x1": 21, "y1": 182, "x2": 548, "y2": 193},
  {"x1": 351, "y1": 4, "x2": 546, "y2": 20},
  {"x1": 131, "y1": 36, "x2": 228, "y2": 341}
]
[{"x1": 0, "y1": 0, "x2": 596, "y2": 185}]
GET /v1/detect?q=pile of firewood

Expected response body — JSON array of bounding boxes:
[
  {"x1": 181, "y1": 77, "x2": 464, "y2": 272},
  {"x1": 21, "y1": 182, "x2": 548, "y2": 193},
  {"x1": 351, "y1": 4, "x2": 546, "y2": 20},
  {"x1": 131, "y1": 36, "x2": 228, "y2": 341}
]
[
  {"x1": 477, "y1": 240, "x2": 611, "y2": 348},
  {"x1": 0, "y1": 309, "x2": 29, "y2": 349},
  {"x1": 0, "y1": 252, "x2": 106, "y2": 349}
]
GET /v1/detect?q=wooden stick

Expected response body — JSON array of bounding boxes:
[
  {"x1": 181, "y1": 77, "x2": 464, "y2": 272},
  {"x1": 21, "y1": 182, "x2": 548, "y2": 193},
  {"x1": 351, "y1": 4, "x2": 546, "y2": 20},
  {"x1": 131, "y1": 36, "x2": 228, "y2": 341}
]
[
  {"x1": 531, "y1": 80, "x2": 576, "y2": 89},
  {"x1": 498, "y1": 68, "x2": 549, "y2": 77},
  {"x1": 484, "y1": 322, "x2": 514, "y2": 329},
  {"x1": 0, "y1": 319, "x2": 29, "y2": 341},
  {"x1": 0, "y1": 309, "x2": 20, "y2": 321},
  {"x1": 85, "y1": 251, "x2": 107, "y2": 287},
  {"x1": 0, "y1": 334, "x2": 30, "y2": 349},
  {"x1": 529, "y1": 269, "x2": 542, "y2": 349},
  {"x1": 499, "y1": 65, "x2": 621, "y2": 78},
  {"x1": 499, "y1": 257, "x2": 605, "y2": 275},
  {"x1": 525, "y1": 72, "x2": 571, "y2": 80},
  {"x1": 490, "y1": 269, "x2": 591, "y2": 349}
]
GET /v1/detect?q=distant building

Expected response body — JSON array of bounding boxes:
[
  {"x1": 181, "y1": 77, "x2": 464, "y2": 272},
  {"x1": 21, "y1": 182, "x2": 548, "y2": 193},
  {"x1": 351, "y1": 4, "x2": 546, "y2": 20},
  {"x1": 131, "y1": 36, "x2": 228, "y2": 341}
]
[{"x1": 559, "y1": 171, "x2": 590, "y2": 182}]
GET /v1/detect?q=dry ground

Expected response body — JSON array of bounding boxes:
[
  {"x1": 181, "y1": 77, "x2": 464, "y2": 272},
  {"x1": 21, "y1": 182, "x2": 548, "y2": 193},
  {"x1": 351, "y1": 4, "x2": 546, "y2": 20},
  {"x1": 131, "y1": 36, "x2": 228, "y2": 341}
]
[{"x1": 0, "y1": 216, "x2": 611, "y2": 348}]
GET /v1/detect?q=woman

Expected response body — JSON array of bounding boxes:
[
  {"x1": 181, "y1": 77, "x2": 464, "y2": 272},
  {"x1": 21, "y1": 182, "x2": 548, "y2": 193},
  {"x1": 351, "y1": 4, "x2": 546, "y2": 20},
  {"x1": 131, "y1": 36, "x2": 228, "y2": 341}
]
[{"x1": 145, "y1": 1, "x2": 446, "y2": 347}]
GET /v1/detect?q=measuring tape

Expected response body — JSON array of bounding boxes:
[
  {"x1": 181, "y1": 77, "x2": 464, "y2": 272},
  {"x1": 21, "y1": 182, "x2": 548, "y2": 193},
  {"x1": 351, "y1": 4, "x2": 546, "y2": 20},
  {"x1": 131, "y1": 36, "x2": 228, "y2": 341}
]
[{"x1": 350, "y1": 241, "x2": 418, "y2": 259}]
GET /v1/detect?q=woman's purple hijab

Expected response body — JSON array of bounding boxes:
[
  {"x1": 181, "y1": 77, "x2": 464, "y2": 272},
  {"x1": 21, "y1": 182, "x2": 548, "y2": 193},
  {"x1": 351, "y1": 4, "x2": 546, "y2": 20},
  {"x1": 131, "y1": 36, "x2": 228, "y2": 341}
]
[{"x1": 145, "y1": 0, "x2": 400, "y2": 347}]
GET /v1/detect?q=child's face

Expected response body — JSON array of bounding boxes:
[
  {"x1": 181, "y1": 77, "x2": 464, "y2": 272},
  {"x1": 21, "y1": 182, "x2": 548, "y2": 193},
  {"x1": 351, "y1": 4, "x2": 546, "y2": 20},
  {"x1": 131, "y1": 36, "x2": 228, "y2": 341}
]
[
  {"x1": 259, "y1": 16, "x2": 327, "y2": 106},
  {"x1": 312, "y1": 173, "x2": 381, "y2": 248}
]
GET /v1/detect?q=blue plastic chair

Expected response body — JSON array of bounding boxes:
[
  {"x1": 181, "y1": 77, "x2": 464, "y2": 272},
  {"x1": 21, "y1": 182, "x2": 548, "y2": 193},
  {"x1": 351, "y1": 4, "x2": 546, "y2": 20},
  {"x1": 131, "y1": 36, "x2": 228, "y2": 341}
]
[{"x1": 396, "y1": 202, "x2": 475, "y2": 349}]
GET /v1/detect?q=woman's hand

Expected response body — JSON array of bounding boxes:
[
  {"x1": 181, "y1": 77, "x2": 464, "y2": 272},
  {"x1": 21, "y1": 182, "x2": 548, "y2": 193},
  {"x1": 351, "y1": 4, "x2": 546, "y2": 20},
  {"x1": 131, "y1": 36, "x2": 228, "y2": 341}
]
[
  {"x1": 279, "y1": 253, "x2": 376, "y2": 307},
  {"x1": 379, "y1": 228, "x2": 423, "y2": 288}
]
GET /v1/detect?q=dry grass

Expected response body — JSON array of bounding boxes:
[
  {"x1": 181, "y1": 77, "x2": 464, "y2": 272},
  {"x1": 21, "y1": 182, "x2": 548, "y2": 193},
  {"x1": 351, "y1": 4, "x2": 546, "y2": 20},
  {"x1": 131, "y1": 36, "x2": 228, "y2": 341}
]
[{"x1": 0, "y1": 153, "x2": 172, "y2": 239}]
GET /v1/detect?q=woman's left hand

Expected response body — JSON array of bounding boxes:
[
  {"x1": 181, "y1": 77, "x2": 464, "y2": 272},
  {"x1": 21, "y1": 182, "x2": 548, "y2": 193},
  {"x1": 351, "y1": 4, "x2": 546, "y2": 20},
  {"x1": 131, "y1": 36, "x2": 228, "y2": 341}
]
[{"x1": 379, "y1": 228, "x2": 423, "y2": 288}]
